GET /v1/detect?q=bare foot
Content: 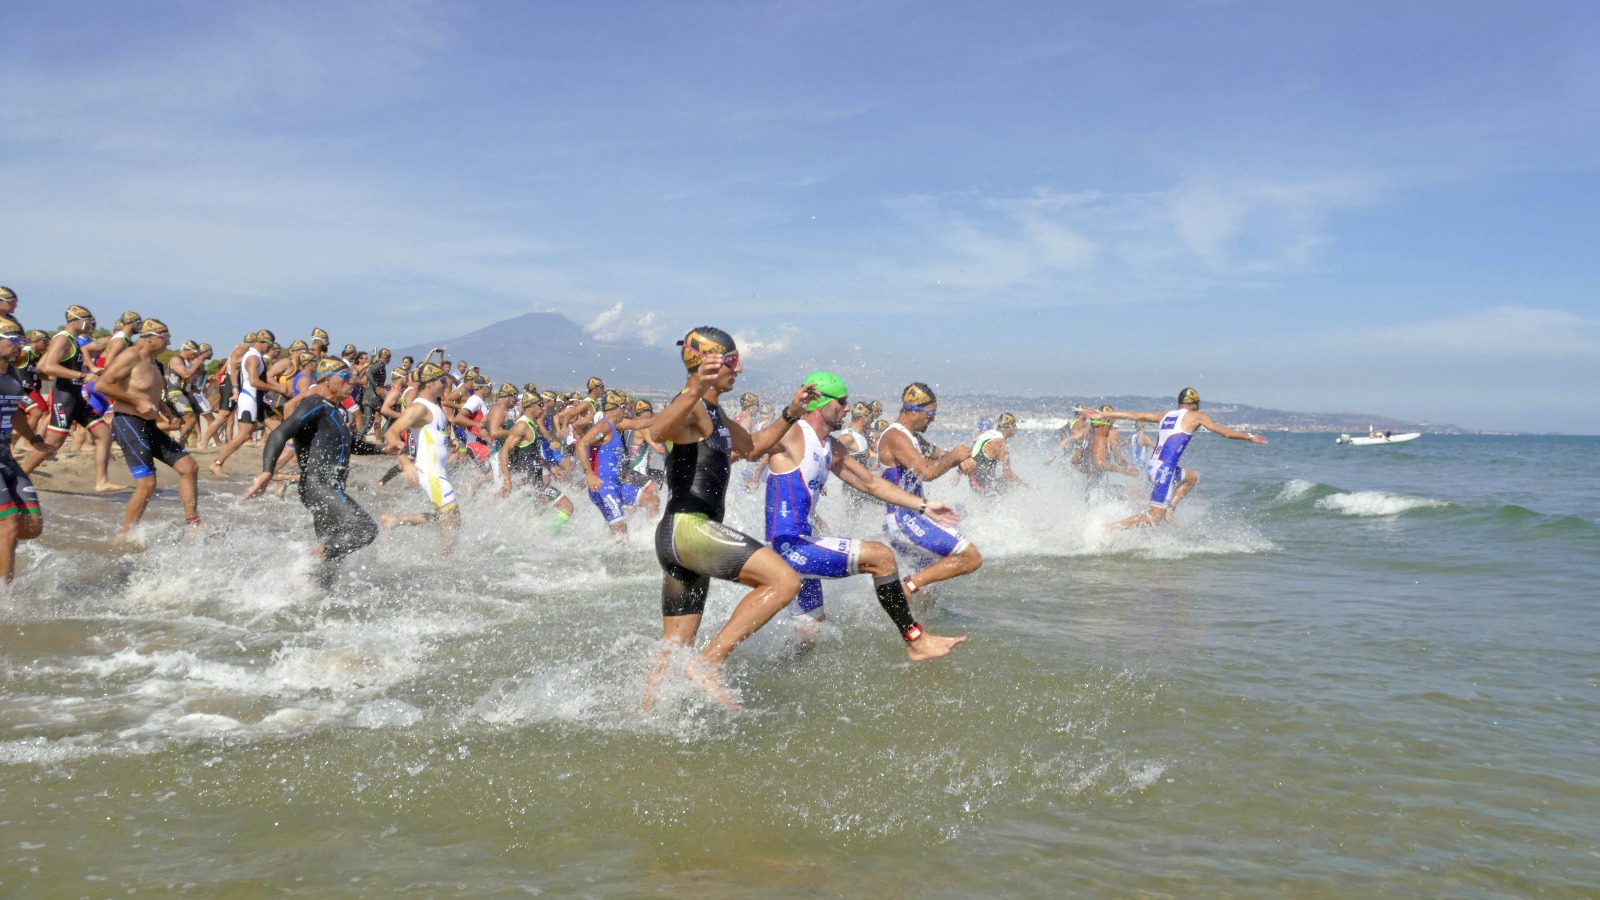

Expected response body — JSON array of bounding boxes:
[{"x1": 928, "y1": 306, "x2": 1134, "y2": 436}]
[
  {"x1": 378, "y1": 514, "x2": 399, "y2": 536},
  {"x1": 684, "y1": 659, "x2": 740, "y2": 710},
  {"x1": 94, "y1": 481, "x2": 130, "y2": 493},
  {"x1": 111, "y1": 531, "x2": 145, "y2": 552},
  {"x1": 207, "y1": 460, "x2": 226, "y2": 475},
  {"x1": 906, "y1": 631, "x2": 968, "y2": 661}
]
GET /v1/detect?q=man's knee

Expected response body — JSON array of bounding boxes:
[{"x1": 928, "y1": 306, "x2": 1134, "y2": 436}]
[
  {"x1": 957, "y1": 544, "x2": 983, "y2": 572},
  {"x1": 858, "y1": 540, "x2": 896, "y2": 576}
]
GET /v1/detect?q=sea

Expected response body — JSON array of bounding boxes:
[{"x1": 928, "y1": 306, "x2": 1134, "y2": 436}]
[{"x1": 3, "y1": 429, "x2": 1597, "y2": 897}]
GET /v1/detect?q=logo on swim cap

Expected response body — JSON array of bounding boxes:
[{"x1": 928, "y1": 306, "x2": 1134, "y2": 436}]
[
  {"x1": 802, "y1": 371, "x2": 848, "y2": 411},
  {"x1": 633, "y1": 398, "x2": 653, "y2": 415},
  {"x1": 1177, "y1": 387, "x2": 1200, "y2": 407},
  {"x1": 287, "y1": 339, "x2": 309, "y2": 352},
  {"x1": 414, "y1": 362, "x2": 447, "y2": 385},
  {"x1": 901, "y1": 382, "x2": 936, "y2": 408},
  {"x1": 498, "y1": 383, "x2": 519, "y2": 399},
  {"x1": 0, "y1": 319, "x2": 22, "y2": 339},
  {"x1": 342, "y1": 343, "x2": 357, "y2": 356},
  {"x1": 198, "y1": 343, "x2": 212, "y2": 353},
  {"x1": 66, "y1": 305, "x2": 94, "y2": 322},
  {"x1": 851, "y1": 401, "x2": 870, "y2": 419},
  {"x1": 869, "y1": 400, "x2": 883, "y2": 417},
  {"x1": 292, "y1": 350, "x2": 315, "y2": 369},
  {"x1": 998, "y1": 412, "x2": 1018, "y2": 430},
  {"x1": 678, "y1": 326, "x2": 736, "y2": 372},
  {"x1": 313, "y1": 357, "x2": 350, "y2": 382},
  {"x1": 524, "y1": 382, "x2": 538, "y2": 395},
  {"x1": 311, "y1": 328, "x2": 328, "y2": 341},
  {"x1": 740, "y1": 391, "x2": 759, "y2": 409},
  {"x1": 116, "y1": 311, "x2": 142, "y2": 329},
  {"x1": 180, "y1": 340, "x2": 200, "y2": 353},
  {"x1": 256, "y1": 329, "x2": 276, "y2": 344},
  {"x1": 587, "y1": 376, "x2": 605, "y2": 393},
  {"x1": 26, "y1": 329, "x2": 48, "y2": 343},
  {"x1": 0, "y1": 287, "x2": 16, "y2": 302},
  {"x1": 602, "y1": 389, "x2": 629, "y2": 411},
  {"x1": 137, "y1": 318, "x2": 169, "y2": 338}
]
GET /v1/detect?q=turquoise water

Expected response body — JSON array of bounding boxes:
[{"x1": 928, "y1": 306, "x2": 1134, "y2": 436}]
[{"x1": 3, "y1": 433, "x2": 1597, "y2": 896}]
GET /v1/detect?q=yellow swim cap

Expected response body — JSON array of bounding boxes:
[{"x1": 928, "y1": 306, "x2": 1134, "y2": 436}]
[
  {"x1": 901, "y1": 382, "x2": 935, "y2": 407},
  {"x1": 1177, "y1": 387, "x2": 1200, "y2": 408},
  {"x1": 678, "y1": 326, "x2": 736, "y2": 372}
]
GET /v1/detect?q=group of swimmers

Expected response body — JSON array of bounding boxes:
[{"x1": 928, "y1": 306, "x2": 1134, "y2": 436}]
[{"x1": 0, "y1": 290, "x2": 1269, "y2": 706}]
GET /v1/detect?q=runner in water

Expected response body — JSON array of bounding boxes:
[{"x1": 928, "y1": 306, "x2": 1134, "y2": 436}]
[
  {"x1": 876, "y1": 382, "x2": 982, "y2": 598},
  {"x1": 576, "y1": 389, "x2": 660, "y2": 536},
  {"x1": 244, "y1": 357, "x2": 385, "y2": 588},
  {"x1": 967, "y1": 412, "x2": 1028, "y2": 497},
  {"x1": 498, "y1": 394, "x2": 575, "y2": 533},
  {"x1": 1097, "y1": 388, "x2": 1269, "y2": 528},
  {"x1": 96, "y1": 319, "x2": 202, "y2": 542},
  {"x1": 764, "y1": 371, "x2": 968, "y2": 659},
  {"x1": 380, "y1": 362, "x2": 461, "y2": 551},
  {"x1": 0, "y1": 318, "x2": 52, "y2": 584},
  {"x1": 210, "y1": 330, "x2": 277, "y2": 472},
  {"x1": 20, "y1": 306, "x2": 126, "y2": 493},
  {"x1": 642, "y1": 326, "x2": 820, "y2": 710}
]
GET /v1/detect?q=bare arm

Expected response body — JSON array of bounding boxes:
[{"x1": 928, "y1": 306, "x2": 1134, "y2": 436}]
[
  {"x1": 384, "y1": 403, "x2": 429, "y2": 451},
  {"x1": 1194, "y1": 412, "x2": 1269, "y2": 444},
  {"x1": 730, "y1": 382, "x2": 817, "y2": 460},
  {"x1": 1095, "y1": 407, "x2": 1164, "y2": 424},
  {"x1": 832, "y1": 447, "x2": 960, "y2": 525},
  {"x1": 36, "y1": 334, "x2": 81, "y2": 382}
]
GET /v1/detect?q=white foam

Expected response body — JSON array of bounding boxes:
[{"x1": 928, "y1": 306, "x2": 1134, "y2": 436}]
[
  {"x1": 1316, "y1": 491, "x2": 1448, "y2": 517},
  {"x1": 1276, "y1": 479, "x2": 1318, "y2": 502},
  {"x1": 355, "y1": 699, "x2": 424, "y2": 729}
]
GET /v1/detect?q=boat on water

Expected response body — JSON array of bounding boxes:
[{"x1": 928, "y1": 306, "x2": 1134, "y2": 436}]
[{"x1": 1337, "y1": 430, "x2": 1421, "y2": 446}]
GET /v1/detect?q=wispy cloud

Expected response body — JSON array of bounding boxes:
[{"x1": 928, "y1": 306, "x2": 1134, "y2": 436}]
[
  {"x1": 1351, "y1": 306, "x2": 1600, "y2": 360},
  {"x1": 585, "y1": 303, "x2": 663, "y2": 345}
]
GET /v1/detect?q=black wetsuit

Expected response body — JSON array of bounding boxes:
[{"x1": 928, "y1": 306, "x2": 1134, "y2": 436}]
[
  {"x1": 0, "y1": 366, "x2": 41, "y2": 518},
  {"x1": 654, "y1": 400, "x2": 762, "y2": 616},
  {"x1": 261, "y1": 395, "x2": 382, "y2": 577}
]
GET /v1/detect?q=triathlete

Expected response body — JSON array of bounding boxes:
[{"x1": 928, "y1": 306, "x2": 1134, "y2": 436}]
[
  {"x1": 876, "y1": 382, "x2": 982, "y2": 597},
  {"x1": 1097, "y1": 388, "x2": 1269, "y2": 529},
  {"x1": 498, "y1": 393, "x2": 575, "y2": 533},
  {"x1": 380, "y1": 362, "x2": 461, "y2": 551},
  {"x1": 1082, "y1": 405, "x2": 1139, "y2": 497},
  {"x1": 576, "y1": 389, "x2": 660, "y2": 536},
  {"x1": 967, "y1": 412, "x2": 1029, "y2": 497},
  {"x1": 642, "y1": 326, "x2": 818, "y2": 710},
  {"x1": 20, "y1": 305, "x2": 126, "y2": 493},
  {"x1": 764, "y1": 371, "x2": 968, "y2": 659},
  {"x1": 17, "y1": 329, "x2": 51, "y2": 437},
  {"x1": 244, "y1": 357, "x2": 385, "y2": 589},
  {"x1": 0, "y1": 318, "x2": 52, "y2": 584},
  {"x1": 96, "y1": 319, "x2": 201, "y2": 541},
  {"x1": 209, "y1": 330, "x2": 277, "y2": 472}
]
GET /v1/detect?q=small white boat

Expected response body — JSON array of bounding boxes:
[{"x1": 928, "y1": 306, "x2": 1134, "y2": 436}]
[{"x1": 1336, "y1": 431, "x2": 1420, "y2": 446}]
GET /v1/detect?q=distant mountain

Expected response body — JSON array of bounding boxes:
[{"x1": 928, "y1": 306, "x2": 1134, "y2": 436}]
[{"x1": 393, "y1": 312, "x2": 675, "y2": 391}]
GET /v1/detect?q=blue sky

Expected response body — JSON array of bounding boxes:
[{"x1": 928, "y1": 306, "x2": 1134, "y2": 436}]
[{"x1": 3, "y1": 1, "x2": 1596, "y2": 431}]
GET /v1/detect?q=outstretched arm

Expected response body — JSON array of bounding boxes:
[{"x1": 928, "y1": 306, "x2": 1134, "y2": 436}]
[{"x1": 1195, "y1": 412, "x2": 1269, "y2": 444}]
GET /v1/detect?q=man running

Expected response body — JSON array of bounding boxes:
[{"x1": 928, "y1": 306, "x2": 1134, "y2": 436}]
[
  {"x1": 244, "y1": 357, "x2": 385, "y2": 588},
  {"x1": 380, "y1": 362, "x2": 461, "y2": 551},
  {"x1": 210, "y1": 330, "x2": 277, "y2": 472},
  {"x1": 1097, "y1": 388, "x2": 1269, "y2": 528},
  {"x1": 96, "y1": 319, "x2": 201, "y2": 541},
  {"x1": 575, "y1": 389, "x2": 660, "y2": 535},
  {"x1": 20, "y1": 306, "x2": 126, "y2": 493},
  {"x1": 0, "y1": 319, "x2": 52, "y2": 583},
  {"x1": 642, "y1": 326, "x2": 818, "y2": 709},
  {"x1": 765, "y1": 371, "x2": 967, "y2": 659},
  {"x1": 967, "y1": 412, "x2": 1027, "y2": 496},
  {"x1": 876, "y1": 382, "x2": 982, "y2": 597}
]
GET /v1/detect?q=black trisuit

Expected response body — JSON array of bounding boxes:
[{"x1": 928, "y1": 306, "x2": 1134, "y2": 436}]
[{"x1": 261, "y1": 396, "x2": 382, "y2": 581}]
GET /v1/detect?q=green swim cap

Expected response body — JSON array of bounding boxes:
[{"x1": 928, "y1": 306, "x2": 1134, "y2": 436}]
[{"x1": 802, "y1": 371, "x2": 848, "y2": 411}]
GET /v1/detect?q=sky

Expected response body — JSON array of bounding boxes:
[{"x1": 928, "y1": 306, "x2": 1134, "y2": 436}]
[{"x1": 2, "y1": 0, "x2": 1597, "y2": 432}]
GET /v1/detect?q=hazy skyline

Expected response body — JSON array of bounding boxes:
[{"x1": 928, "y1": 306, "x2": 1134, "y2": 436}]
[{"x1": 3, "y1": 2, "x2": 1596, "y2": 432}]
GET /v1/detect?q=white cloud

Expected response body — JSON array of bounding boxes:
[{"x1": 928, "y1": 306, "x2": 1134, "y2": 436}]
[
  {"x1": 585, "y1": 303, "x2": 662, "y2": 345},
  {"x1": 733, "y1": 323, "x2": 800, "y2": 359}
]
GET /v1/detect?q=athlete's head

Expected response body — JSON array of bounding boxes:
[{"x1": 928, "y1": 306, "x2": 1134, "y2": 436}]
[
  {"x1": 378, "y1": 348, "x2": 391, "y2": 360},
  {"x1": 800, "y1": 371, "x2": 849, "y2": 428},
  {"x1": 1177, "y1": 387, "x2": 1200, "y2": 408},
  {"x1": 0, "y1": 318, "x2": 25, "y2": 360},
  {"x1": 977, "y1": 417, "x2": 994, "y2": 432},
  {"x1": 136, "y1": 318, "x2": 170, "y2": 348},
  {"x1": 869, "y1": 399, "x2": 884, "y2": 419},
  {"x1": 0, "y1": 286, "x2": 16, "y2": 304},
  {"x1": 601, "y1": 388, "x2": 630, "y2": 413},
  {"x1": 26, "y1": 329, "x2": 49, "y2": 349},
  {"x1": 851, "y1": 401, "x2": 871, "y2": 422},
  {"x1": 311, "y1": 327, "x2": 329, "y2": 342},
  {"x1": 414, "y1": 361, "x2": 448, "y2": 391},
  {"x1": 292, "y1": 350, "x2": 315, "y2": 370},
  {"x1": 255, "y1": 328, "x2": 276, "y2": 346},
  {"x1": 587, "y1": 376, "x2": 605, "y2": 395},
  {"x1": 65, "y1": 305, "x2": 94, "y2": 331},
  {"x1": 116, "y1": 311, "x2": 143, "y2": 333},
  {"x1": 498, "y1": 383, "x2": 519, "y2": 401},
  {"x1": 740, "y1": 391, "x2": 759, "y2": 410},
  {"x1": 313, "y1": 357, "x2": 353, "y2": 399},
  {"x1": 998, "y1": 412, "x2": 1018, "y2": 433},
  {"x1": 286, "y1": 339, "x2": 308, "y2": 353},
  {"x1": 900, "y1": 382, "x2": 938, "y2": 430},
  {"x1": 678, "y1": 326, "x2": 739, "y2": 381},
  {"x1": 632, "y1": 398, "x2": 653, "y2": 417},
  {"x1": 342, "y1": 343, "x2": 358, "y2": 358}
]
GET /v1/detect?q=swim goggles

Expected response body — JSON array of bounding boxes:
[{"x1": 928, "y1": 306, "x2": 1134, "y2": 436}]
[{"x1": 904, "y1": 403, "x2": 938, "y2": 420}]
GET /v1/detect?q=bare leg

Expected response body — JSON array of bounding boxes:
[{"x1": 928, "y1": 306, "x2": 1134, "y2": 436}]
[
  {"x1": 173, "y1": 456, "x2": 201, "y2": 532},
  {"x1": 118, "y1": 475, "x2": 159, "y2": 540},
  {"x1": 0, "y1": 516, "x2": 18, "y2": 584},
  {"x1": 210, "y1": 422, "x2": 256, "y2": 472},
  {"x1": 858, "y1": 540, "x2": 966, "y2": 661},
  {"x1": 92, "y1": 422, "x2": 127, "y2": 492},
  {"x1": 906, "y1": 543, "x2": 982, "y2": 592},
  {"x1": 688, "y1": 548, "x2": 803, "y2": 708},
  {"x1": 20, "y1": 430, "x2": 66, "y2": 475},
  {"x1": 641, "y1": 614, "x2": 703, "y2": 712}
]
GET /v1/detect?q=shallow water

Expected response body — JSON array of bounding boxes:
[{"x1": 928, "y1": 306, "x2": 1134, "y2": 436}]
[{"x1": 3, "y1": 433, "x2": 1597, "y2": 896}]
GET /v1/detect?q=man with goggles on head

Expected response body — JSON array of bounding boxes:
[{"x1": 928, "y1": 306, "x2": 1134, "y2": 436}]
[
  {"x1": 876, "y1": 382, "x2": 983, "y2": 598},
  {"x1": 763, "y1": 371, "x2": 968, "y2": 660},
  {"x1": 20, "y1": 305, "x2": 127, "y2": 494},
  {"x1": 96, "y1": 319, "x2": 202, "y2": 543}
]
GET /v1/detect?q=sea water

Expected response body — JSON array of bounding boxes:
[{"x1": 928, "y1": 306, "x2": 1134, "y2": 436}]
[{"x1": 2, "y1": 432, "x2": 1597, "y2": 896}]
